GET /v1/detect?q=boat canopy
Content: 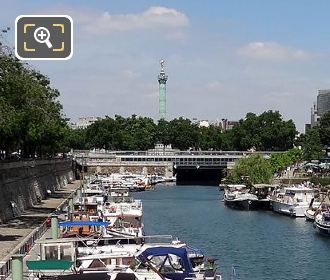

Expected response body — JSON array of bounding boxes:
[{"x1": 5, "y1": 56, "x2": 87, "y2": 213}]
[
  {"x1": 59, "y1": 221, "x2": 111, "y2": 227},
  {"x1": 137, "y1": 246, "x2": 194, "y2": 280}
]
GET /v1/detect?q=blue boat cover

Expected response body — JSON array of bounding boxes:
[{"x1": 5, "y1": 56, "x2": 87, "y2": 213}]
[
  {"x1": 137, "y1": 246, "x2": 195, "y2": 280},
  {"x1": 59, "y1": 221, "x2": 111, "y2": 227}
]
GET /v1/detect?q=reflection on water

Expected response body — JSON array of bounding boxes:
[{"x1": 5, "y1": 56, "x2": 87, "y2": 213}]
[{"x1": 133, "y1": 185, "x2": 330, "y2": 280}]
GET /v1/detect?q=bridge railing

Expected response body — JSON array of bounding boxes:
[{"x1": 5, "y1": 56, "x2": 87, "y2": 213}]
[{"x1": 73, "y1": 149, "x2": 277, "y2": 157}]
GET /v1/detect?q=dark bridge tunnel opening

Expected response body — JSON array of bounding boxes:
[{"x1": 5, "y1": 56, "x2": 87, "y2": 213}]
[{"x1": 174, "y1": 167, "x2": 224, "y2": 186}]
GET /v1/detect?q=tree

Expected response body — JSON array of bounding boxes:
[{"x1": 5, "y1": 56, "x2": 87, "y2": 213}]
[
  {"x1": 270, "y1": 148, "x2": 302, "y2": 173},
  {"x1": 319, "y1": 111, "x2": 330, "y2": 146},
  {"x1": 156, "y1": 119, "x2": 171, "y2": 145},
  {"x1": 0, "y1": 50, "x2": 68, "y2": 157},
  {"x1": 230, "y1": 111, "x2": 297, "y2": 151},
  {"x1": 302, "y1": 128, "x2": 323, "y2": 161},
  {"x1": 229, "y1": 154, "x2": 274, "y2": 184},
  {"x1": 85, "y1": 115, "x2": 157, "y2": 150},
  {"x1": 168, "y1": 118, "x2": 199, "y2": 150},
  {"x1": 198, "y1": 125, "x2": 222, "y2": 150}
]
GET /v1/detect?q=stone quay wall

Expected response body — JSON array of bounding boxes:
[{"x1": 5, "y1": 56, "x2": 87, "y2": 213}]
[
  {"x1": 0, "y1": 159, "x2": 73, "y2": 223},
  {"x1": 85, "y1": 162, "x2": 173, "y2": 177}
]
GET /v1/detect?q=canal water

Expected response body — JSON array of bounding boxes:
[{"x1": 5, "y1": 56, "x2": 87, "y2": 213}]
[{"x1": 133, "y1": 184, "x2": 330, "y2": 280}]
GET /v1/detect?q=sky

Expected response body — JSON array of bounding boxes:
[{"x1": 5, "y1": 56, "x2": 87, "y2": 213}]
[{"x1": 1, "y1": 0, "x2": 330, "y2": 131}]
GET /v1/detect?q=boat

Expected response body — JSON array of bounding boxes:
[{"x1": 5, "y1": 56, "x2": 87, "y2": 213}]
[
  {"x1": 251, "y1": 184, "x2": 278, "y2": 210},
  {"x1": 270, "y1": 186, "x2": 315, "y2": 217},
  {"x1": 304, "y1": 198, "x2": 321, "y2": 221},
  {"x1": 314, "y1": 211, "x2": 330, "y2": 236},
  {"x1": 134, "y1": 245, "x2": 221, "y2": 280},
  {"x1": 305, "y1": 208, "x2": 317, "y2": 221},
  {"x1": 27, "y1": 235, "x2": 222, "y2": 280},
  {"x1": 224, "y1": 185, "x2": 259, "y2": 210}
]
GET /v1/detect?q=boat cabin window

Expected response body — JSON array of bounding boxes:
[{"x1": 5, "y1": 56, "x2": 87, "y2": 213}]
[
  {"x1": 150, "y1": 255, "x2": 185, "y2": 273},
  {"x1": 44, "y1": 245, "x2": 58, "y2": 260},
  {"x1": 42, "y1": 243, "x2": 74, "y2": 261},
  {"x1": 60, "y1": 245, "x2": 73, "y2": 260}
]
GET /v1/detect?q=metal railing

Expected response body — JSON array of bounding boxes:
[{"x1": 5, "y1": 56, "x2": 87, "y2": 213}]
[
  {"x1": 0, "y1": 220, "x2": 48, "y2": 280},
  {"x1": 0, "y1": 189, "x2": 78, "y2": 280}
]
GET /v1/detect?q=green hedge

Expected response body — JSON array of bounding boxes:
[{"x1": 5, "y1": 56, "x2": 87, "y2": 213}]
[{"x1": 310, "y1": 177, "x2": 330, "y2": 186}]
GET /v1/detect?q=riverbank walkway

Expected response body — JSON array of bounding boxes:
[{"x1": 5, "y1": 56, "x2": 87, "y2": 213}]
[{"x1": 0, "y1": 180, "x2": 81, "y2": 261}]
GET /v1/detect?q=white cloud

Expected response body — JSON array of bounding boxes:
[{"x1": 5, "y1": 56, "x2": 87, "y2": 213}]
[
  {"x1": 88, "y1": 6, "x2": 188, "y2": 34},
  {"x1": 36, "y1": 5, "x2": 188, "y2": 41},
  {"x1": 61, "y1": 6, "x2": 189, "y2": 34},
  {"x1": 238, "y1": 42, "x2": 312, "y2": 61}
]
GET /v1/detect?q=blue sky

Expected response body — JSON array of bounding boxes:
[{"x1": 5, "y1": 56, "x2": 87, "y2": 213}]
[{"x1": 1, "y1": 0, "x2": 330, "y2": 131}]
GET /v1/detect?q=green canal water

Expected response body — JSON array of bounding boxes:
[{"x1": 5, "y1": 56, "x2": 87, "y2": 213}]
[{"x1": 133, "y1": 184, "x2": 330, "y2": 280}]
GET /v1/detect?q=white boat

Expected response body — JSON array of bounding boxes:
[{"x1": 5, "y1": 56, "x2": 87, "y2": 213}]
[
  {"x1": 314, "y1": 211, "x2": 330, "y2": 236},
  {"x1": 305, "y1": 208, "x2": 316, "y2": 221},
  {"x1": 270, "y1": 186, "x2": 315, "y2": 217},
  {"x1": 223, "y1": 185, "x2": 266, "y2": 210},
  {"x1": 28, "y1": 236, "x2": 222, "y2": 280},
  {"x1": 304, "y1": 199, "x2": 321, "y2": 221},
  {"x1": 224, "y1": 192, "x2": 259, "y2": 210}
]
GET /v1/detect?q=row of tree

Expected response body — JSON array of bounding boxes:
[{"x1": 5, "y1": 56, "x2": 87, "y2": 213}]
[
  {"x1": 67, "y1": 111, "x2": 298, "y2": 152},
  {"x1": 0, "y1": 50, "x2": 69, "y2": 158}
]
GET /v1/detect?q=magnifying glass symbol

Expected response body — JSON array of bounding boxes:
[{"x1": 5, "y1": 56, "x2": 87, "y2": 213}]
[{"x1": 34, "y1": 27, "x2": 53, "y2": 49}]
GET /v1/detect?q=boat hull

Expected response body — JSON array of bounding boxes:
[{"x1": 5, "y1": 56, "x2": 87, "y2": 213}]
[
  {"x1": 304, "y1": 209, "x2": 315, "y2": 222},
  {"x1": 314, "y1": 221, "x2": 330, "y2": 236},
  {"x1": 271, "y1": 201, "x2": 307, "y2": 217},
  {"x1": 224, "y1": 199, "x2": 267, "y2": 211}
]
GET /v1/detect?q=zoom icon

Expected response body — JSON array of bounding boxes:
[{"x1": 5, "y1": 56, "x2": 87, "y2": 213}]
[{"x1": 15, "y1": 15, "x2": 73, "y2": 60}]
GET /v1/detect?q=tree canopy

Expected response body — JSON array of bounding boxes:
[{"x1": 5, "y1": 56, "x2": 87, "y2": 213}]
[
  {"x1": 76, "y1": 111, "x2": 297, "y2": 152},
  {"x1": 230, "y1": 111, "x2": 297, "y2": 151},
  {"x1": 318, "y1": 111, "x2": 330, "y2": 146},
  {"x1": 228, "y1": 148, "x2": 303, "y2": 184},
  {"x1": 228, "y1": 154, "x2": 274, "y2": 184},
  {"x1": 0, "y1": 51, "x2": 68, "y2": 157}
]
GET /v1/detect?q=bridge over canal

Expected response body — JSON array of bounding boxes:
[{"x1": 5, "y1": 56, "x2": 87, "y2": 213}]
[{"x1": 73, "y1": 149, "x2": 274, "y2": 185}]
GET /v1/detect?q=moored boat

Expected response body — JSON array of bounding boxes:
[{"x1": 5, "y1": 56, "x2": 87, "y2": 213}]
[
  {"x1": 27, "y1": 235, "x2": 222, "y2": 280},
  {"x1": 224, "y1": 185, "x2": 259, "y2": 210},
  {"x1": 305, "y1": 208, "x2": 316, "y2": 221},
  {"x1": 270, "y1": 186, "x2": 315, "y2": 217},
  {"x1": 314, "y1": 211, "x2": 330, "y2": 236}
]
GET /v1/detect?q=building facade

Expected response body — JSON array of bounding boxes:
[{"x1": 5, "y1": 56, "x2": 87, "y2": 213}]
[
  {"x1": 310, "y1": 89, "x2": 330, "y2": 128},
  {"x1": 70, "y1": 116, "x2": 99, "y2": 129},
  {"x1": 317, "y1": 89, "x2": 330, "y2": 116}
]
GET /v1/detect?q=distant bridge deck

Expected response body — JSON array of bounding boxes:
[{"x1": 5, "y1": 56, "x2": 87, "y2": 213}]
[{"x1": 73, "y1": 150, "x2": 276, "y2": 168}]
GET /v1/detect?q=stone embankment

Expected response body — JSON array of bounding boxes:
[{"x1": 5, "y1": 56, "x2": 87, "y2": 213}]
[{"x1": 0, "y1": 159, "x2": 74, "y2": 224}]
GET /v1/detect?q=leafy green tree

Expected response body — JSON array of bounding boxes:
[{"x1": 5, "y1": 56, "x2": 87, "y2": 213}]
[
  {"x1": 156, "y1": 119, "x2": 171, "y2": 145},
  {"x1": 0, "y1": 50, "x2": 67, "y2": 157},
  {"x1": 168, "y1": 118, "x2": 199, "y2": 150},
  {"x1": 302, "y1": 128, "x2": 323, "y2": 161},
  {"x1": 221, "y1": 130, "x2": 234, "y2": 151},
  {"x1": 230, "y1": 111, "x2": 296, "y2": 151},
  {"x1": 229, "y1": 154, "x2": 274, "y2": 184},
  {"x1": 62, "y1": 128, "x2": 88, "y2": 150},
  {"x1": 85, "y1": 115, "x2": 156, "y2": 150},
  {"x1": 269, "y1": 148, "x2": 302, "y2": 173},
  {"x1": 319, "y1": 111, "x2": 330, "y2": 146},
  {"x1": 198, "y1": 125, "x2": 222, "y2": 150}
]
